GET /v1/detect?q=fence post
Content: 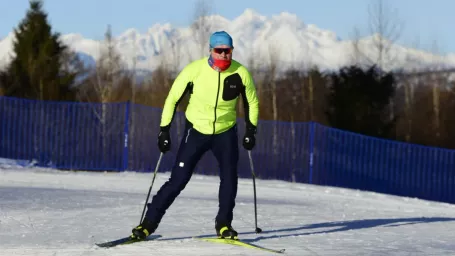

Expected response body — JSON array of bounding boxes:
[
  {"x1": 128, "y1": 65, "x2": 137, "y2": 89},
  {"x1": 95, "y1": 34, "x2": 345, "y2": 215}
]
[
  {"x1": 308, "y1": 121, "x2": 315, "y2": 184},
  {"x1": 122, "y1": 101, "x2": 130, "y2": 171}
]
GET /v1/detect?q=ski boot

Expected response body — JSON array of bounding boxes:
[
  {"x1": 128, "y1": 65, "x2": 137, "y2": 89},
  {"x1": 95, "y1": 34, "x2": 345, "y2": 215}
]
[
  {"x1": 131, "y1": 219, "x2": 158, "y2": 240},
  {"x1": 215, "y1": 221, "x2": 238, "y2": 240}
]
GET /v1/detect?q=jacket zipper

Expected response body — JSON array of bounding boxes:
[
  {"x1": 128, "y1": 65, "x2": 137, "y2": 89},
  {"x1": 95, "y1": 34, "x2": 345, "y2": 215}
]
[{"x1": 213, "y1": 72, "x2": 221, "y2": 135}]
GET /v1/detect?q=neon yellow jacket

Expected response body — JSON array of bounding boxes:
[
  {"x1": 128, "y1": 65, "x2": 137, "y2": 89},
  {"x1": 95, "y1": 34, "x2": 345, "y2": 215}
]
[{"x1": 160, "y1": 57, "x2": 259, "y2": 135}]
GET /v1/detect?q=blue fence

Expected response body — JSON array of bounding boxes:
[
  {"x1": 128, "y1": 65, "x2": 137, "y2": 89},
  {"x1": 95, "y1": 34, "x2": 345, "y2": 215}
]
[{"x1": 1, "y1": 96, "x2": 455, "y2": 204}]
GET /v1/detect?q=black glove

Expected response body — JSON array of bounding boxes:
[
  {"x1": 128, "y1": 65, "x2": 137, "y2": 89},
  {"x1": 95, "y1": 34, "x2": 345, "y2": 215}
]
[
  {"x1": 158, "y1": 126, "x2": 171, "y2": 153},
  {"x1": 243, "y1": 125, "x2": 257, "y2": 150}
]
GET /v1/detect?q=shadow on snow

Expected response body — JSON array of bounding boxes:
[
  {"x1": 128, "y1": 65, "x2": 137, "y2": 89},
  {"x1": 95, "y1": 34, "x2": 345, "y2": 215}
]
[{"x1": 157, "y1": 217, "x2": 455, "y2": 243}]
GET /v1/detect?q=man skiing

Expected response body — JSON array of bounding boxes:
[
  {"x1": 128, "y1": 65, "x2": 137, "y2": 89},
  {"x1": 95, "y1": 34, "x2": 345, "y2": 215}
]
[{"x1": 131, "y1": 31, "x2": 259, "y2": 240}]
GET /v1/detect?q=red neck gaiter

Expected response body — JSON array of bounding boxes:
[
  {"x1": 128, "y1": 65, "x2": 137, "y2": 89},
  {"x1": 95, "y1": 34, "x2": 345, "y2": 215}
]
[{"x1": 208, "y1": 56, "x2": 231, "y2": 72}]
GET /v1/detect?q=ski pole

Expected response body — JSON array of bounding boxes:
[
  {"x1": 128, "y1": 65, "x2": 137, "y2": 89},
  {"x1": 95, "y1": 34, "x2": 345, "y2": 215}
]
[
  {"x1": 139, "y1": 152, "x2": 164, "y2": 224},
  {"x1": 247, "y1": 150, "x2": 262, "y2": 233}
]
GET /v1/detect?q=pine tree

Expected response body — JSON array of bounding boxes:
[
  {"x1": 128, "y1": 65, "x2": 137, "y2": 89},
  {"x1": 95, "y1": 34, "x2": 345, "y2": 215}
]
[
  {"x1": 326, "y1": 65, "x2": 397, "y2": 139},
  {"x1": 0, "y1": 0, "x2": 78, "y2": 101}
]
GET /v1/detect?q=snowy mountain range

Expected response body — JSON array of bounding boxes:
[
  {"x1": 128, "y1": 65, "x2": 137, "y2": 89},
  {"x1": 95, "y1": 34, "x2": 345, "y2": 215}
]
[{"x1": 1, "y1": 8, "x2": 455, "y2": 74}]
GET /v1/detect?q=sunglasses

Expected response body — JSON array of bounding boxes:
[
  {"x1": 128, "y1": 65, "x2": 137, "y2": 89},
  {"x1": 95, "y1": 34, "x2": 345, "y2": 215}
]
[{"x1": 213, "y1": 48, "x2": 232, "y2": 54}]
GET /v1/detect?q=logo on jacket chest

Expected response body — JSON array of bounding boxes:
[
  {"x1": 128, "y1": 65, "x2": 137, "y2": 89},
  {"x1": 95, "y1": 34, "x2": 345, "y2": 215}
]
[{"x1": 222, "y1": 73, "x2": 243, "y2": 101}]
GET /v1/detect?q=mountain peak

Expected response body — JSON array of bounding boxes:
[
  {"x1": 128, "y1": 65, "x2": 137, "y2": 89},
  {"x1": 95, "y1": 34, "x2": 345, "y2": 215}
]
[
  {"x1": 0, "y1": 8, "x2": 454, "y2": 73},
  {"x1": 119, "y1": 28, "x2": 141, "y2": 39},
  {"x1": 272, "y1": 11, "x2": 303, "y2": 24},
  {"x1": 238, "y1": 8, "x2": 264, "y2": 19}
]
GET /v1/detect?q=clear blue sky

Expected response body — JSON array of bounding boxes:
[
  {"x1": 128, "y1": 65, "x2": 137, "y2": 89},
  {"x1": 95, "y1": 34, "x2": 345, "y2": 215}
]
[{"x1": 1, "y1": 0, "x2": 454, "y2": 54}]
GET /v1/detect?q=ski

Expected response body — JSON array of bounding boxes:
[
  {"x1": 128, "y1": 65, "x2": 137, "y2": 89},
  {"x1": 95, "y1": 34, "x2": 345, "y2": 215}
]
[
  {"x1": 96, "y1": 234, "x2": 162, "y2": 248},
  {"x1": 97, "y1": 234, "x2": 285, "y2": 254},
  {"x1": 194, "y1": 237, "x2": 285, "y2": 254}
]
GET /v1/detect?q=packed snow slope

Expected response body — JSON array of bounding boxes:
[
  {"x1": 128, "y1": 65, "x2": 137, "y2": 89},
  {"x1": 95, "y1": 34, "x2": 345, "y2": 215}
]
[{"x1": 2, "y1": 159, "x2": 455, "y2": 255}]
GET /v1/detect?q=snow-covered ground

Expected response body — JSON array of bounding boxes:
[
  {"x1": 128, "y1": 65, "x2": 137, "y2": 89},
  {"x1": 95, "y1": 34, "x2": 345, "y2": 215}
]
[{"x1": 2, "y1": 158, "x2": 455, "y2": 255}]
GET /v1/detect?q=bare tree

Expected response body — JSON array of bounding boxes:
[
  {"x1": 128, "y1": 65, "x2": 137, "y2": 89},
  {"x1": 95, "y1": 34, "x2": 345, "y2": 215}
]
[
  {"x1": 287, "y1": 42, "x2": 310, "y2": 122},
  {"x1": 393, "y1": 37, "x2": 426, "y2": 143},
  {"x1": 79, "y1": 24, "x2": 126, "y2": 103},
  {"x1": 166, "y1": 36, "x2": 185, "y2": 138},
  {"x1": 244, "y1": 46, "x2": 261, "y2": 117},
  {"x1": 266, "y1": 42, "x2": 280, "y2": 155},
  {"x1": 78, "y1": 24, "x2": 130, "y2": 166},
  {"x1": 190, "y1": 0, "x2": 214, "y2": 59},
  {"x1": 349, "y1": 0, "x2": 404, "y2": 137},
  {"x1": 131, "y1": 44, "x2": 138, "y2": 104},
  {"x1": 168, "y1": 36, "x2": 183, "y2": 75},
  {"x1": 403, "y1": 76, "x2": 414, "y2": 142},
  {"x1": 397, "y1": 41, "x2": 450, "y2": 145},
  {"x1": 245, "y1": 47, "x2": 262, "y2": 107},
  {"x1": 301, "y1": 46, "x2": 313, "y2": 122},
  {"x1": 274, "y1": 68, "x2": 302, "y2": 183},
  {"x1": 129, "y1": 42, "x2": 138, "y2": 171},
  {"x1": 427, "y1": 40, "x2": 450, "y2": 143},
  {"x1": 351, "y1": 0, "x2": 404, "y2": 70},
  {"x1": 430, "y1": 42, "x2": 441, "y2": 142},
  {"x1": 308, "y1": 66, "x2": 318, "y2": 121}
]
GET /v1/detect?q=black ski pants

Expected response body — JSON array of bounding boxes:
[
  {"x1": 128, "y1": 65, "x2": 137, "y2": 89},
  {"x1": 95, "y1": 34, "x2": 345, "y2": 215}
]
[{"x1": 145, "y1": 119, "x2": 239, "y2": 227}]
